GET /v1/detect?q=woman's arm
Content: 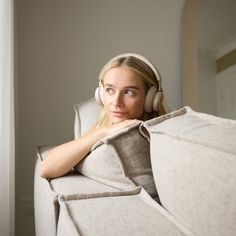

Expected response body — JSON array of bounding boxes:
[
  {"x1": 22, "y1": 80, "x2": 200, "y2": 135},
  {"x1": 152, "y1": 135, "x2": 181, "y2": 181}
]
[{"x1": 39, "y1": 119, "x2": 139, "y2": 179}]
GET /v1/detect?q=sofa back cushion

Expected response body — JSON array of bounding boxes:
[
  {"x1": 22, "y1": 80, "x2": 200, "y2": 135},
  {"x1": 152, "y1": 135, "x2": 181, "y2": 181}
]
[
  {"x1": 141, "y1": 106, "x2": 236, "y2": 236},
  {"x1": 75, "y1": 122, "x2": 158, "y2": 199},
  {"x1": 74, "y1": 98, "x2": 100, "y2": 139}
]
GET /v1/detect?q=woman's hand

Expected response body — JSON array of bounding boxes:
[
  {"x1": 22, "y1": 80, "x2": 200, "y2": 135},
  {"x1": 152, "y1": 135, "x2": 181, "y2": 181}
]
[{"x1": 103, "y1": 119, "x2": 140, "y2": 137}]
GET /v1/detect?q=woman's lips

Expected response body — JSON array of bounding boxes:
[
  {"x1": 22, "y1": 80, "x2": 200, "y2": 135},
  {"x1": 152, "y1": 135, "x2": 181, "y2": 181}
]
[{"x1": 111, "y1": 111, "x2": 127, "y2": 117}]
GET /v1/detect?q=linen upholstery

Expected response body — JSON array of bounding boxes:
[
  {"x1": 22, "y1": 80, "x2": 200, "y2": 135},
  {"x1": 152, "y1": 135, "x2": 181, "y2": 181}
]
[
  {"x1": 34, "y1": 98, "x2": 236, "y2": 236},
  {"x1": 35, "y1": 145, "x2": 129, "y2": 236},
  {"x1": 74, "y1": 97, "x2": 100, "y2": 139},
  {"x1": 57, "y1": 188, "x2": 193, "y2": 236},
  {"x1": 75, "y1": 122, "x2": 158, "y2": 198},
  {"x1": 142, "y1": 106, "x2": 236, "y2": 236},
  {"x1": 37, "y1": 146, "x2": 121, "y2": 196},
  {"x1": 50, "y1": 172, "x2": 120, "y2": 195},
  {"x1": 34, "y1": 146, "x2": 59, "y2": 236}
]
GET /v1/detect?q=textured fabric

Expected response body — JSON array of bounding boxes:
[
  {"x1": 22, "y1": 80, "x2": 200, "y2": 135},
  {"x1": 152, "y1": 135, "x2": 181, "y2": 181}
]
[
  {"x1": 34, "y1": 146, "x2": 59, "y2": 236},
  {"x1": 57, "y1": 202, "x2": 82, "y2": 236},
  {"x1": 74, "y1": 97, "x2": 100, "y2": 139},
  {"x1": 75, "y1": 122, "x2": 158, "y2": 198},
  {"x1": 142, "y1": 106, "x2": 236, "y2": 236},
  {"x1": 38, "y1": 145, "x2": 120, "y2": 195},
  {"x1": 50, "y1": 172, "x2": 120, "y2": 195},
  {"x1": 57, "y1": 188, "x2": 193, "y2": 236},
  {"x1": 35, "y1": 145, "x2": 122, "y2": 236}
]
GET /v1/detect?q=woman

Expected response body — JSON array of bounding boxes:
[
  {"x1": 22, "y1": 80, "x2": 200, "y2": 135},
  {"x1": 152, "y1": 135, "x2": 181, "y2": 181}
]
[{"x1": 40, "y1": 53, "x2": 166, "y2": 179}]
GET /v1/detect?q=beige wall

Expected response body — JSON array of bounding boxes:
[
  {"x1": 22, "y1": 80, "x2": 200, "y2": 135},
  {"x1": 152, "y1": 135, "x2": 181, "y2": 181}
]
[
  {"x1": 15, "y1": 0, "x2": 185, "y2": 235},
  {"x1": 197, "y1": 0, "x2": 236, "y2": 116}
]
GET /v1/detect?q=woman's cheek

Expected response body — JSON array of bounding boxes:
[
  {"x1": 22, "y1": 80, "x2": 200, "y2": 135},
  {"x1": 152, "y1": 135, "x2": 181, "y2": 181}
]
[
  {"x1": 129, "y1": 100, "x2": 144, "y2": 117},
  {"x1": 102, "y1": 96, "x2": 110, "y2": 107}
]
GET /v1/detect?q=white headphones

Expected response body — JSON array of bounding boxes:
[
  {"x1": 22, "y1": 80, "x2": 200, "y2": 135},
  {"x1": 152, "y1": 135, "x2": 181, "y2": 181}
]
[{"x1": 95, "y1": 53, "x2": 163, "y2": 113}]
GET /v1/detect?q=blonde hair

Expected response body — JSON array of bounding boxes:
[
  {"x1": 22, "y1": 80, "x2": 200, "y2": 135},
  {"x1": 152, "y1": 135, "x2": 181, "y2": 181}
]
[{"x1": 96, "y1": 55, "x2": 166, "y2": 129}]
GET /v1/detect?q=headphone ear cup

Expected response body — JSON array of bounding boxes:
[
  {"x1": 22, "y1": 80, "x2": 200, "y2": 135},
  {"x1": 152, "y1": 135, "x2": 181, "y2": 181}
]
[
  {"x1": 144, "y1": 86, "x2": 157, "y2": 113},
  {"x1": 152, "y1": 91, "x2": 163, "y2": 112},
  {"x1": 95, "y1": 87, "x2": 103, "y2": 106}
]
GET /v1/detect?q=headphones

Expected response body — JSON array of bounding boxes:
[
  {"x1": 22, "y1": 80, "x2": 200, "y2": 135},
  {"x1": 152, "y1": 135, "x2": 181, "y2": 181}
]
[{"x1": 95, "y1": 53, "x2": 163, "y2": 113}]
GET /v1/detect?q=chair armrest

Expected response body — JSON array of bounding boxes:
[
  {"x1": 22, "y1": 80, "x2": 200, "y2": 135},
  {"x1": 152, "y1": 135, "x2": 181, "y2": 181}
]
[{"x1": 34, "y1": 146, "x2": 58, "y2": 236}]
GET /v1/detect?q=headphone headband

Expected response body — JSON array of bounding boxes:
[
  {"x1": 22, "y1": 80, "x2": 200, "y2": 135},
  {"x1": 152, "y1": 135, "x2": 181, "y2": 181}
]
[{"x1": 99, "y1": 53, "x2": 162, "y2": 89}]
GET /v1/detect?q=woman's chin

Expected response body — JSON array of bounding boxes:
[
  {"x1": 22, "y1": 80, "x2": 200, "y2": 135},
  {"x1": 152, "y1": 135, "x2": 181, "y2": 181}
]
[{"x1": 111, "y1": 116, "x2": 127, "y2": 124}]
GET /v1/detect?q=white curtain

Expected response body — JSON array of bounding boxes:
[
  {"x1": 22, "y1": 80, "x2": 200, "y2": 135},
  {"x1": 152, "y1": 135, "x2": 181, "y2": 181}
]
[{"x1": 0, "y1": 0, "x2": 15, "y2": 236}]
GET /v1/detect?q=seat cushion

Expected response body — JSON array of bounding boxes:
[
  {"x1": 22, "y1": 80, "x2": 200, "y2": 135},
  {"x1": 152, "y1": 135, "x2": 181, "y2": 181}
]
[
  {"x1": 142, "y1": 106, "x2": 236, "y2": 236},
  {"x1": 57, "y1": 188, "x2": 193, "y2": 236},
  {"x1": 75, "y1": 122, "x2": 158, "y2": 198}
]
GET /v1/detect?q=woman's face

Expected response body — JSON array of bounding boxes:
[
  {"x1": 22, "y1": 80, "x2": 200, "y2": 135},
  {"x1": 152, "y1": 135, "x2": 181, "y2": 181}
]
[{"x1": 102, "y1": 67, "x2": 146, "y2": 124}]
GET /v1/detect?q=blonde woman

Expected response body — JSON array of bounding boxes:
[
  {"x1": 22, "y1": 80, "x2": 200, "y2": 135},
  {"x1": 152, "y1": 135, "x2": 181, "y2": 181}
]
[{"x1": 40, "y1": 53, "x2": 166, "y2": 179}]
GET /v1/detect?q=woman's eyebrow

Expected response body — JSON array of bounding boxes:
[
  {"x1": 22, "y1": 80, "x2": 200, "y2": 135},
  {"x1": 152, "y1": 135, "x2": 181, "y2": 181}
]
[
  {"x1": 104, "y1": 84, "x2": 140, "y2": 90},
  {"x1": 124, "y1": 86, "x2": 140, "y2": 90},
  {"x1": 104, "y1": 83, "x2": 114, "y2": 87}
]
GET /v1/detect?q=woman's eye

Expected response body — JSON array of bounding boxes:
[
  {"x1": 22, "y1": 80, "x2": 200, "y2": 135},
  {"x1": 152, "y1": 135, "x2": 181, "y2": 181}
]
[
  {"x1": 105, "y1": 87, "x2": 114, "y2": 95},
  {"x1": 125, "y1": 90, "x2": 135, "y2": 96}
]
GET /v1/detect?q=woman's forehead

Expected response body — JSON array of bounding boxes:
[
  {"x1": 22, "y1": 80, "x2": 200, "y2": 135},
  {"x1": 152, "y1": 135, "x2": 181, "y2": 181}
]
[{"x1": 103, "y1": 67, "x2": 145, "y2": 88}]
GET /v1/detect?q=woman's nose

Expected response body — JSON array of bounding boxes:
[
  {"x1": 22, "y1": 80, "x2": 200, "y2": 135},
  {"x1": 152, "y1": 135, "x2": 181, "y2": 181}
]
[{"x1": 112, "y1": 92, "x2": 123, "y2": 107}]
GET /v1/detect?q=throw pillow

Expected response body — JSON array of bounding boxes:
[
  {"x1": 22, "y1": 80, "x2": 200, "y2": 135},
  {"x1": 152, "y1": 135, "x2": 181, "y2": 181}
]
[{"x1": 75, "y1": 122, "x2": 158, "y2": 199}]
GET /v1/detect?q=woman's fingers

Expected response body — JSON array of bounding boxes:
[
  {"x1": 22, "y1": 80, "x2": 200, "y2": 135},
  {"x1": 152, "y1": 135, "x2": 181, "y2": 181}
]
[{"x1": 109, "y1": 119, "x2": 140, "y2": 133}]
